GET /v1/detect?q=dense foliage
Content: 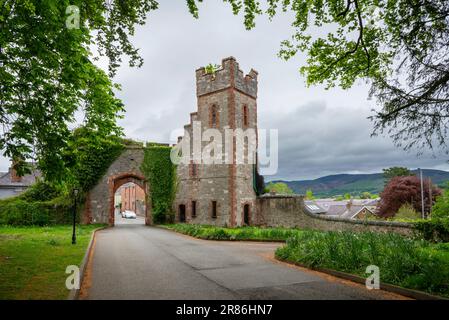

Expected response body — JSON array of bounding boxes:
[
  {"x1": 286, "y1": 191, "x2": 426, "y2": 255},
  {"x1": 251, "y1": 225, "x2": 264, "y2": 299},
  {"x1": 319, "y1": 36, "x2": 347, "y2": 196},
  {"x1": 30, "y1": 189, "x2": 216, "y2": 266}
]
[
  {"x1": 0, "y1": 0, "x2": 159, "y2": 180},
  {"x1": 0, "y1": 182, "x2": 74, "y2": 226},
  {"x1": 414, "y1": 218, "x2": 449, "y2": 243},
  {"x1": 378, "y1": 176, "x2": 441, "y2": 218},
  {"x1": 65, "y1": 127, "x2": 125, "y2": 192},
  {"x1": 382, "y1": 167, "x2": 412, "y2": 184},
  {"x1": 432, "y1": 186, "x2": 449, "y2": 219},
  {"x1": 141, "y1": 144, "x2": 176, "y2": 223},
  {"x1": 360, "y1": 191, "x2": 377, "y2": 199},
  {"x1": 276, "y1": 230, "x2": 449, "y2": 297},
  {"x1": 264, "y1": 182, "x2": 294, "y2": 194},
  {"x1": 305, "y1": 189, "x2": 314, "y2": 200}
]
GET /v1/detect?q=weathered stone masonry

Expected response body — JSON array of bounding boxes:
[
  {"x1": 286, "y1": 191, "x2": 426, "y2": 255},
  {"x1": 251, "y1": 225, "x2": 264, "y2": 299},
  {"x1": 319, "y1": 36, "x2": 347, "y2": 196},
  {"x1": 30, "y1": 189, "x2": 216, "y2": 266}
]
[
  {"x1": 256, "y1": 195, "x2": 412, "y2": 235},
  {"x1": 174, "y1": 57, "x2": 258, "y2": 227}
]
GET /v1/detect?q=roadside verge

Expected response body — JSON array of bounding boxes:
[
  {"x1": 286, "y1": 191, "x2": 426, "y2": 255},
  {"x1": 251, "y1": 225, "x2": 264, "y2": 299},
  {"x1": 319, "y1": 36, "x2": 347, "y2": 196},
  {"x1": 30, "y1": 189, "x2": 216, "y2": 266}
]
[{"x1": 67, "y1": 226, "x2": 108, "y2": 300}]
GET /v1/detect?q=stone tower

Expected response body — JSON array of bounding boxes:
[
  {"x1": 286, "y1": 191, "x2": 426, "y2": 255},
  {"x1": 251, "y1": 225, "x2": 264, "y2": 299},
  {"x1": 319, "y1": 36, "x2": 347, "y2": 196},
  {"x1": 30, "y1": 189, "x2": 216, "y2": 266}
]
[{"x1": 174, "y1": 57, "x2": 259, "y2": 227}]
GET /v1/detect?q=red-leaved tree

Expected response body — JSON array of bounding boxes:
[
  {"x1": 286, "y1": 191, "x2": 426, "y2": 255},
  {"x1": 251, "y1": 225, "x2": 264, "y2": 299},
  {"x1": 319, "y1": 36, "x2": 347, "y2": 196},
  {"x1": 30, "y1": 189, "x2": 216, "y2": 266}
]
[{"x1": 377, "y1": 176, "x2": 441, "y2": 218}]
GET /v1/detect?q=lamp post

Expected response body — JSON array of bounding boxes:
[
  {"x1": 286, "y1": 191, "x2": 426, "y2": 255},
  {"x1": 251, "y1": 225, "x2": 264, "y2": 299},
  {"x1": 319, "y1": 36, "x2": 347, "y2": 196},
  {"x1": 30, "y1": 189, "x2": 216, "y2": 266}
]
[{"x1": 72, "y1": 188, "x2": 79, "y2": 245}]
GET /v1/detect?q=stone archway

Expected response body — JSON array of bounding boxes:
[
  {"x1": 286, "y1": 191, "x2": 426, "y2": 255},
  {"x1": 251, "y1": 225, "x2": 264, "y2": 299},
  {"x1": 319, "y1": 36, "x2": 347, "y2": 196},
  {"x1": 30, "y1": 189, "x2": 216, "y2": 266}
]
[
  {"x1": 82, "y1": 146, "x2": 152, "y2": 226},
  {"x1": 108, "y1": 172, "x2": 151, "y2": 226}
]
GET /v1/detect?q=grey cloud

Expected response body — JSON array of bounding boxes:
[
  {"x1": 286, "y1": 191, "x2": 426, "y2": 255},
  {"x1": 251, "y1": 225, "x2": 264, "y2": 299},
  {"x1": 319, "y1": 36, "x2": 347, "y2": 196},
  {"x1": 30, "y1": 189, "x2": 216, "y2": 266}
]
[{"x1": 265, "y1": 101, "x2": 449, "y2": 180}]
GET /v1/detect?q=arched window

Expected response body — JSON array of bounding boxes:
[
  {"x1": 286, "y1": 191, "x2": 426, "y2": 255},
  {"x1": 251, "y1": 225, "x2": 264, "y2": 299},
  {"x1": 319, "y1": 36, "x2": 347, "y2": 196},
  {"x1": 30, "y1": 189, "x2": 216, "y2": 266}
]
[
  {"x1": 210, "y1": 105, "x2": 219, "y2": 128},
  {"x1": 243, "y1": 105, "x2": 249, "y2": 127}
]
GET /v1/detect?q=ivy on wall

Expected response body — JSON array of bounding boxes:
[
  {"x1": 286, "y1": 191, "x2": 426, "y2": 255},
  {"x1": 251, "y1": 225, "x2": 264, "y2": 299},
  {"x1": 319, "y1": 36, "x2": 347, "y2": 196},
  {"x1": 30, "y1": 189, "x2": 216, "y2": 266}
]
[
  {"x1": 141, "y1": 144, "x2": 177, "y2": 224},
  {"x1": 66, "y1": 127, "x2": 125, "y2": 192}
]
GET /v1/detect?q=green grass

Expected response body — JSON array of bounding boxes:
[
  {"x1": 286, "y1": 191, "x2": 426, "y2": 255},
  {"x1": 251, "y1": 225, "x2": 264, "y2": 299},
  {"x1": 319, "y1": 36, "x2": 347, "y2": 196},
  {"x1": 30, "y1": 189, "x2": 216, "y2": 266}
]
[
  {"x1": 162, "y1": 224, "x2": 303, "y2": 241},
  {"x1": 275, "y1": 230, "x2": 449, "y2": 298},
  {"x1": 0, "y1": 224, "x2": 105, "y2": 300}
]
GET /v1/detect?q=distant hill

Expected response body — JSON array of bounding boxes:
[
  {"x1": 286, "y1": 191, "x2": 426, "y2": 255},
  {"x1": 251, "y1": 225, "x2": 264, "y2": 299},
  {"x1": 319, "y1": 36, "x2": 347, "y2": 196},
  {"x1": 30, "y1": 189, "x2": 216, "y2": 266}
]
[{"x1": 272, "y1": 169, "x2": 449, "y2": 197}]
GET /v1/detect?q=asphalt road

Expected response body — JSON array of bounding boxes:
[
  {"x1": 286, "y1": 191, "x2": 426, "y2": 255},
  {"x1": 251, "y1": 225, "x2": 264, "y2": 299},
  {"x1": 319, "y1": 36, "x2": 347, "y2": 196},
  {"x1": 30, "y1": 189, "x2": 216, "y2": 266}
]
[{"x1": 81, "y1": 218, "x2": 406, "y2": 300}]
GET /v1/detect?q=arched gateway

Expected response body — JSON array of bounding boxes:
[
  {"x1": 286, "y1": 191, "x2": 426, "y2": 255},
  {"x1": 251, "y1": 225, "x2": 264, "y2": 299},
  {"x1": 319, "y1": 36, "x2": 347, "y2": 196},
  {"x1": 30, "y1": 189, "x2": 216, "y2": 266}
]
[{"x1": 82, "y1": 146, "x2": 152, "y2": 226}]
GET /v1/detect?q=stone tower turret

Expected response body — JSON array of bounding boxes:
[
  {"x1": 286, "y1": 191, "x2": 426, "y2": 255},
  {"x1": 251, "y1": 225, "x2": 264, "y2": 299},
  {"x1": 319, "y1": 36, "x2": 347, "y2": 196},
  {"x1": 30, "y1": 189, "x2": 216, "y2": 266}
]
[{"x1": 174, "y1": 57, "x2": 259, "y2": 227}]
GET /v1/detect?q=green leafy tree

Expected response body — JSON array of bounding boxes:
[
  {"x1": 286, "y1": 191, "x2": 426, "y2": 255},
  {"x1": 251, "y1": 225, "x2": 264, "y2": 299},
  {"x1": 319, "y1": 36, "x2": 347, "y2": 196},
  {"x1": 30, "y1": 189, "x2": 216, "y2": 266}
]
[
  {"x1": 265, "y1": 182, "x2": 294, "y2": 195},
  {"x1": 383, "y1": 167, "x2": 412, "y2": 184},
  {"x1": 344, "y1": 193, "x2": 352, "y2": 200},
  {"x1": 360, "y1": 192, "x2": 373, "y2": 199},
  {"x1": 432, "y1": 184, "x2": 449, "y2": 219},
  {"x1": 305, "y1": 189, "x2": 315, "y2": 200},
  {"x1": 188, "y1": 0, "x2": 449, "y2": 152},
  {"x1": 0, "y1": 0, "x2": 158, "y2": 180}
]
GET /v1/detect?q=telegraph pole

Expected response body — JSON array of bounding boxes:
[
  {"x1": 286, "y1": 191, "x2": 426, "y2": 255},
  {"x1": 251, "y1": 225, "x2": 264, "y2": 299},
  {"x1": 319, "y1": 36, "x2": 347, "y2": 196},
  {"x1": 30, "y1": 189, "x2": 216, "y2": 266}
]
[{"x1": 429, "y1": 177, "x2": 432, "y2": 218}]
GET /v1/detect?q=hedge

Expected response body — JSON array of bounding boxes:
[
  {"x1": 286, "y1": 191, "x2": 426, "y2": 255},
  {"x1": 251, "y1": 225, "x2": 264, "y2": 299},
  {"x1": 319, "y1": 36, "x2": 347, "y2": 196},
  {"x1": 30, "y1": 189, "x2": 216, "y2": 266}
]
[
  {"x1": 0, "y1": 196, "x2": 74, "y2": 226},
  {"x1": 0, "y1": 181, "x2": 77, "y2": 226},
  {"x1": 414, "y1": 218, "x2": 449, "y2": 242}
]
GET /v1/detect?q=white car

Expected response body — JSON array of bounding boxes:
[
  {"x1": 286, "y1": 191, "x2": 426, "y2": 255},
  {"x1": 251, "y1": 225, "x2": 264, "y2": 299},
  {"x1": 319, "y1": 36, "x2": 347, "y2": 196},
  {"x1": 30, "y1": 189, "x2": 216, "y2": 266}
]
[{"x1": 121, "y1": 210, "x2": 137, "y2": 219}]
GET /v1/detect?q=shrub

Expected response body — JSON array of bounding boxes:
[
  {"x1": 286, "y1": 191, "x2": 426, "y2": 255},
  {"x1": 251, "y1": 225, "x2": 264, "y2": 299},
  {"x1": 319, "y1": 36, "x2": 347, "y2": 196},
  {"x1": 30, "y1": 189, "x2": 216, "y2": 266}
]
[
  {"x1": 265, "y1": 182, "x2": 294, "y2": 195},
  {"x1": 20, "y1": 181, "x2": 60, "y2": 202},
  {"x1": 0, "y1": 198, "x2": 73, "y2": 226},
  {"x1": 414, "y1": 218, "x2": 449, "y2": 242},
  {"x1": 0, "y1": 183, "x2": 75, "y2": 226},
  {"x1": 394, "y1": 203, "x2": 421, "y2": 221}
]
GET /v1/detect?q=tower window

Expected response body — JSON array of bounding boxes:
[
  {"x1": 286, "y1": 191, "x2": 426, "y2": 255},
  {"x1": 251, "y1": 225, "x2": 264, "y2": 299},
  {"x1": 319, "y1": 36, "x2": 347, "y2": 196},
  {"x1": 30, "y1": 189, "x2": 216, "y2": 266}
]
[
  {"x1": 243, "y1": 105, "x2": 249, "y2": 127},
  {"x1": 210, "y1": 105, "x2": 219, "y2": 128},
  {"x1": 192, "y1": 201, "x2": 197, "y2": 218},
  {"x1": 211, "y1": 201, "x2": 217, "y2": 219}
]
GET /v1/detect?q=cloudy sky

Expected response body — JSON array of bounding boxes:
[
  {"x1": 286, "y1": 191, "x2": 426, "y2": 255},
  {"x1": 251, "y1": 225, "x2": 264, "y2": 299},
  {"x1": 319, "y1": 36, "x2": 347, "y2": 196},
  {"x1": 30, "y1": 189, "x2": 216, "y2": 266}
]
[{"x1": 1, "y1": 1, "x2": 448, "y2": 180}]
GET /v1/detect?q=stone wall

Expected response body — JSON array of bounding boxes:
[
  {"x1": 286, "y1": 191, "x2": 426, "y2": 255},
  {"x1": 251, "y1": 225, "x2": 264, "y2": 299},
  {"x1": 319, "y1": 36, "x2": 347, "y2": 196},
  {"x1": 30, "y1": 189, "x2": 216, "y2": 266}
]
[{"x1": 256, "y1": 195, "x2": 413, "y2": 236}]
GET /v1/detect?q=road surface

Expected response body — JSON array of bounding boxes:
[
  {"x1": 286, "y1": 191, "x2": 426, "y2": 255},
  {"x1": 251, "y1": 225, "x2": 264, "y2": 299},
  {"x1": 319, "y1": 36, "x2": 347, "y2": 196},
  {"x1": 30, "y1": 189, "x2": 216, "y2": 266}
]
[{"x1": 80, "y1": 217, "x2": 406, "y2": 300}]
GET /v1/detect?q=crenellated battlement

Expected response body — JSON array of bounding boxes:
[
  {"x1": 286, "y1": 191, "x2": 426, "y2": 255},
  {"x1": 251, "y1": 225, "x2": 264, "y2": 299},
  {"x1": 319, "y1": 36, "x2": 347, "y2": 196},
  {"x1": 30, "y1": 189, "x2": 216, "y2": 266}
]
[{"x1": 196, "y1": 57, "x2": 258, "y2": 98}]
